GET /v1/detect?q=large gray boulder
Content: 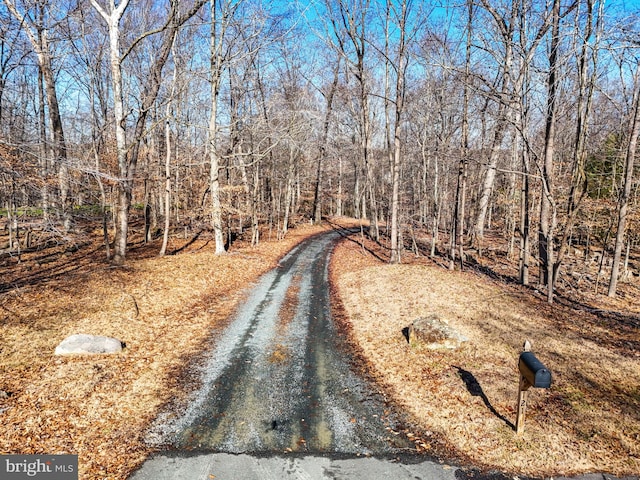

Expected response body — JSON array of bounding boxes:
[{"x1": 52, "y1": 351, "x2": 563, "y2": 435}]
[
  {"x1": 405, "y1": 314, "x2": 468, "y2": 350},
  {"x1": 54, "y1": 334, "x2": 123, "y2": 355}
]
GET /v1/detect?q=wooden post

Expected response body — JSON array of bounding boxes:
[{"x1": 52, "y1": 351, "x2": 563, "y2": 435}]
[
  {"x1": 516, "y1": 375, "x2": 530, "y2": 435},
  {"x1": 516, "y1": 340, "x2": 532, "y2": 435}
]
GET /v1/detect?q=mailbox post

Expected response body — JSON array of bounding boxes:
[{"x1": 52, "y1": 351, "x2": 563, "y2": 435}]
[{"x1": 516, "y1": 340, "x2": 551, "y2": 435}]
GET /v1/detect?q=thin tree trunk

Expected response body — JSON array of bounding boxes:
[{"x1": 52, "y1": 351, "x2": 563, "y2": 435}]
[
  {"x1": 554, "y1": 0, "x2": 602, "y2": 288},
  {"x1": 474, "y1": 0, "x2": 517, "y2": 247},
  {"x1": 209, "y1": 0, "x2": 225, "y2": 254},
  {"x1": 38, "y1": 29, "x2": 71, "y2": 232},
  {"x1": 159, "y1": 116, "x2": 172, "y2": 257},
  {"x1": 336, "y1": 156, "x2": 343, "y2": 217},
  {"x1": 430, "y1": 150, "x2": 439, "y2": 259},
  {"x1": 389, "y1": 0, "x2": 408, "y2": 264},
  {"x1": 158, "y1": 38, "x2": 178, "y2": 257},
  {"x1": 313, "y1": 59, "x2": 340, "y2": 224},
  {"x1": 37, "y1": 65, "x2": 49, "y2": 224},
  {"x1": 281, "y1": 148, "x2": 296, "y2": 238},
  {"x1": 91, "y1": 0, "x2": 206, "y2": 264},
  {"x1": 519, "y1": 145, "x2": 531, "y2": 286},
  {"x1": 539, "y1": 0, "x2": 561, "y2": 303},
  {"x1": 90, "y1": 0, "x2": 131, "y2": 265},
  {"x1": 608, "y1": 66, "x2": 640, "y2": 296},
  {"x1": 451, "y1": 0, "x2": 472, "y2": 270},
  {"x1": 251, "y1": 161, "x2": 260, "y2": 246},
  {"x1": 3, "y1": 1, "x2": 71, "y2": 230}
]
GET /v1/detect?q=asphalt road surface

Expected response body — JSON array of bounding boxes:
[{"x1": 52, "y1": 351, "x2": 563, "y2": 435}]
[{"x1": 130, "y1": 230, "x2": 629, "y2": 480}]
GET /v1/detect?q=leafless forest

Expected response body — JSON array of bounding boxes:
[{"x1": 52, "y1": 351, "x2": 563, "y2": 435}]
[{"x1": 1, "y1": 0, "x2": 639, "y2": 301}]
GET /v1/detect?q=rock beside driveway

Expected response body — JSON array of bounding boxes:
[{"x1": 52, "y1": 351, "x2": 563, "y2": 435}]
[
  {"x1": 54, "y1": 334, "x2": 124, "y2": 355},
  {"x1": 406, "y1": 315, "x2": 468, "y2": 350}
]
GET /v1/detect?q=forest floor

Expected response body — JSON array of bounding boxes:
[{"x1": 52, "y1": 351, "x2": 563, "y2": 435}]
[
  {"x1": 0, "y1": 217, "x2": 639, "y2": 479},
  {"x1": 329, "y1": 223, "x2": 640, "y2": 478}
]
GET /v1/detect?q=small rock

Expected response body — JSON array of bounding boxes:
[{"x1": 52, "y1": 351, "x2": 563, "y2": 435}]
[{"x1": 55, "y1": 334, "x2": 123, "y2": 355}]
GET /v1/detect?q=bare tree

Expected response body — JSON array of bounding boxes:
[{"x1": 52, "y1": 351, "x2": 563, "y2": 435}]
[
  {"x1": 387, "y1": 0, "x2": 413, "y2": 264},
  {"x1": 472, "y1": 0, "x2": 557, "y2": 259},
  {"x1": 208, "y1": 0, "x2": 277, "y2": 252},
  {"x1": 3, "y1": 0, "x2": 72, "y2": 230},
  {"x1": 608, "y1": 63, "x2": 640, "y2": 296},
  {"x1": 159, "y1": 40, "x2": 179, "y2": 257},
  {"x1": 325, "y1": 0, "x2": 379, "y2": 238},
  {"x1": 538, "y1": 0, "x2": 561, "y2": 303},
  {"x1": 537, "y1": 0, "x2": 580, "y2": 302},
  {"x1": 553, "y1": 0, "x2": 604, "y2": 287},
  {"x1": 312, "y1": 57, "x2": 341, "y2": 224},
  {"x1": 450, "y1": 0, "x2": 473, "y2": 270},
  {"x1": 207, "y1": 0, "x2": 233, "y2": 254},
  {"x1": 472, "y1": 0, "x2": 518, "y2": 249},
  {"x1": 89, "y1": 0, "x2": 207, "y2": 265}
]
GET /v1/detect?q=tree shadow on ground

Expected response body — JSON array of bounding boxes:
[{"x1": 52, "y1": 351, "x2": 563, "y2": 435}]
[
  {"x1": 171, "y1": 229, "x2": 207, "y2": 254},
  {"x1": 325, "y1": 219, "x2": 388, "y2": 262},
  {"x1": 460, "y1": 255, "x2": 640, "y2": 358},
  {"x1": 453, "y1": 366, "x2": 515, "y2": 431}
]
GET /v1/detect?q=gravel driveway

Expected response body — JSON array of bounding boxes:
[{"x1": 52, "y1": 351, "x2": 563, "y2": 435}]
[{"x1": 147, "y1": 229, "x2": 410, "y2": 454}]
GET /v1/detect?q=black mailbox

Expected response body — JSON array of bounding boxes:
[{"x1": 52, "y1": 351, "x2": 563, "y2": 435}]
[{"x1": 518, "y1": 351, "x2": 552, "y2": 388}]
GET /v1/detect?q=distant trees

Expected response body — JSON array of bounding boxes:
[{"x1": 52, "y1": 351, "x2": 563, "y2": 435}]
[
  {"x1": 3, "y1": 0, "x2": 72, "y2": 231},
  {"x1": 0, "y1": 0, "x2": 639, "y2": 300}
]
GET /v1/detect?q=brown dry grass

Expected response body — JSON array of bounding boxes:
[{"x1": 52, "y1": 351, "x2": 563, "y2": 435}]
[
  {"x1": 0, "y1": 221, "x2": 330, "y2": 479},
  {"x1": 330, "y1": 233, "x2": 640, "y2": 478}
]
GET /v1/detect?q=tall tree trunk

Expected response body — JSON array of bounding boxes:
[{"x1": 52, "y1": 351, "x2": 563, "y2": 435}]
[
  {"x1": 208, "y1": 66, "x2": 225, "y2": 252},
  {"x1": 473, "y1": 0, "x2": 517, "y2": 247},
  {"x1": 390, "y1": 125, "x2": 401, "y2": 263},
  {"x1": 553, "y1": 0, "x2": 602, "y2": 287},
  {"x1": 430, "y1": 147, "x2": 440, "y2": 258},
  {"x1": 389, "y1": 0, "x2": 408, "y2": 264},
  {"x1": 608, "y1": 66, "x2": 640, "y2": 297},
  {"x1": 208, "y1": 0, "x2": 234, "y2": 254},
  {"x1": 451, "y1": 0, "x2": 472, "y2": 270},
  {"x1": 519, "y1": 141, "x2": 531, "y2": 286},
  {"x1": 159, "y1": 118, "x2": 172, "y2": 257},
  {"x1": 334, "y1": 0, "x2": 377, "y2": 239},
  {"x1": 281, "y1": 148, "x2": 296, "y2": 238},
  {"x1": 4, "y1": 0, "x2": 70, "y2": 230},
  {"x1": 91, "y1": 0, "x2": 206, "y2": 264},
  {"x1": 539, "y1": 0, "x2": 561, "y2": 303},
  {"x1": 313, "y1": 59, "x2": 340, "y2": 224},
  {"x1": 251, "y1": 161, "x2": 260, "y2": 246},
  {"x1": 90, "y1": 0, "x2": 131, "y2": 265},
  {"x1": 38, "y1": 26, "x2": 71, "y2": 232},
  {"x1": 37, "y1": 65, "x2": 50, "y2": 223},
  {"x1": 336, "y1": 156, "x2": 343, "y2": 217},
  {"x1": 159, "y1": 37, "x2": 178, "y2": 257}
]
